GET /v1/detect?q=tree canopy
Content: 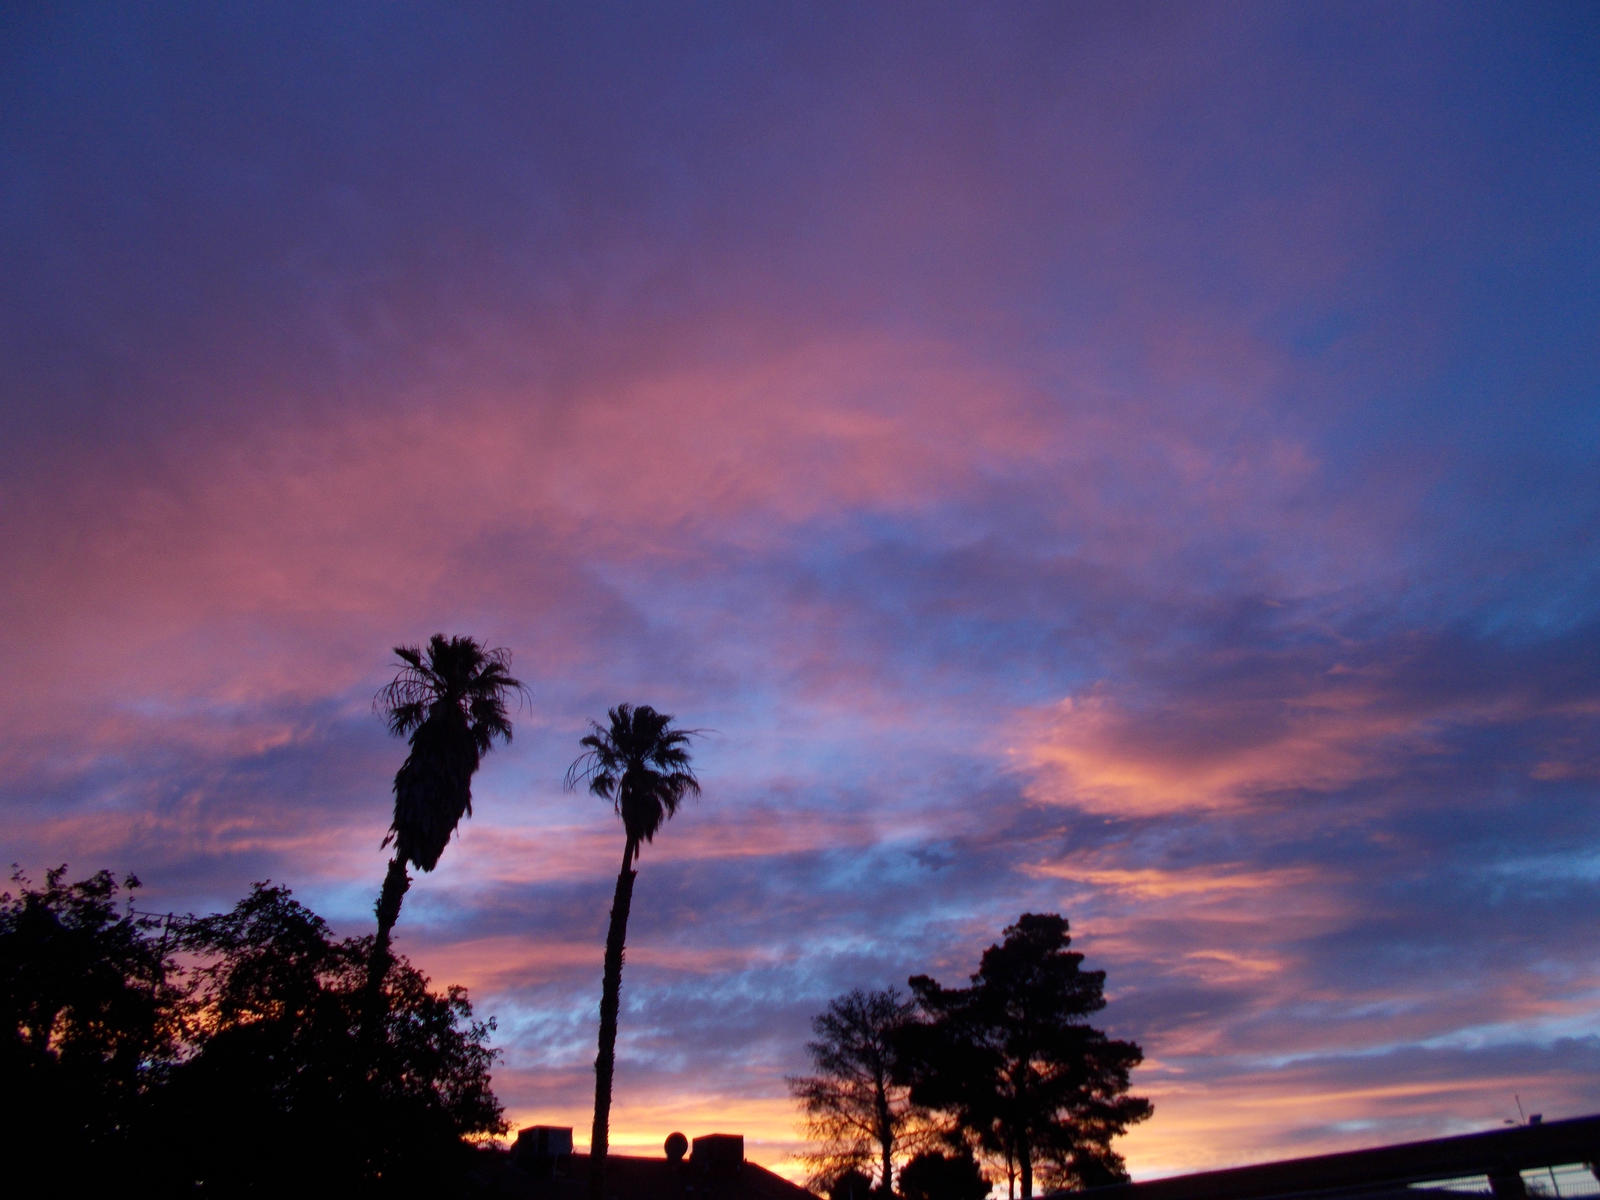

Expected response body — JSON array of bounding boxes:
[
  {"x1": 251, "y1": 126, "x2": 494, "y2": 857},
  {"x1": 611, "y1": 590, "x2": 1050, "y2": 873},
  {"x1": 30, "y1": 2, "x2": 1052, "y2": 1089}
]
[
  {"x1": 0, "y1": 866, "x2": 179, "y2": 1183},
  {"x1": 827, "y1": 1167, "x2": 878, "y2": 1200},
  {"x1": 899, "y1": 914, "x2": 1152, "y2": 1198},
  {"x1": 167, "y1": 882, "x2": 505, "y2": 1193},
  {"x1": 898, "y1": 1149, "x2": 991, "y2": 1200},
  {"x1": 2, "y1": 867, "x2": 503, "y2": 1195},
  {"x1": 788, "y1": 987, "x2": 935, "y2": 1194}
]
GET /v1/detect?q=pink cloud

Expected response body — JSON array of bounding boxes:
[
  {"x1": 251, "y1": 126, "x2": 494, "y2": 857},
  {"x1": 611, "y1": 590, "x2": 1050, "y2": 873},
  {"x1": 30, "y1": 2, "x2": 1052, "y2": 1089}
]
[
  {"x1": 1013, "y1": 687, "x2": 1403, "y2": 815},
  {"x1": 1028, "y1": 858, "x2": 1334, "y2": 907},
  {"x1": 1010, "y1": 636, "x2": 1582, "y2": 817}
]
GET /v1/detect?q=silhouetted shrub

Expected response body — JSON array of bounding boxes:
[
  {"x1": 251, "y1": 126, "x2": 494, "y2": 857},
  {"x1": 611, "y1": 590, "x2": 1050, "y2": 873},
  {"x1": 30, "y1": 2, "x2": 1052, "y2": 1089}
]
[
  {"x1": 2, "y1": 866, "x2": 180, "y2": 1185},
  {"x1": 2, "y1": 869, "x2": 502, "y2": 1196},
  {"x1": 827, "y1": 1166, "x2": 877, "y2": 1200},
  {"x1": 899, "y1": 1149, "x2": 990, "y2": 1200}
]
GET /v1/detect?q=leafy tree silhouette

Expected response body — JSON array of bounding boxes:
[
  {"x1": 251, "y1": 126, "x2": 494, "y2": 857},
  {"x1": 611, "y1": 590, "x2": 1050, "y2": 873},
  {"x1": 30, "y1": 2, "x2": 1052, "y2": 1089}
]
[
  {"x1": 4, "y1": 870, "x2": 503, "y2": 1194},
  {"x1": 0, "y1": 866, "x2": 177, "y2": 1186},
  {"x1": 900, "y1": 914, "x2": 1152, "y2": 1199},
  {"x1": 899, "y1": 1149, "x2": 991, "y2": 1200},
  {"x1": 366, "y1": 635, "x2": 523, "y2": 1027},
  {"x1": 827, "y1": 1166, "x2": 876, "y2": 1200},
  {"x1": 789, "y1": 987, "x2": 934, "y2": 1195},
  {"x1": 566, "y1": 703, "x2": 700, "y2": 1200},
  {"x1": 161, "y1": 882, "x2": 505, "y2": 1194}
]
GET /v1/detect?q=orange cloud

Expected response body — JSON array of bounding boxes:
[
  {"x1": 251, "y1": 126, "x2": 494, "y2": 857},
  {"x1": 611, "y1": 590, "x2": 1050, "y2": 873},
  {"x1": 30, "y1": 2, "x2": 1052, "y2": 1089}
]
[
  {"x1": 1030, "y1": 860, "x2": 1327, "y2": 901},
  {"x1": 1007, "y1": 649, "x2": 1562, "y2": 818},
  {"x1": 1013, "y1": 691, "x2": 1394, "y2": 815}
]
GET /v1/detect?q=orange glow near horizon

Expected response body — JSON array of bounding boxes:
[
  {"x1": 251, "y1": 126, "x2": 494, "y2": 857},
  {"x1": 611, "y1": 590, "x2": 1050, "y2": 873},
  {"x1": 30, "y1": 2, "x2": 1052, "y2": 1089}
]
[{"x1": 500, "y1": 1095, "x2": 813, "y2": 1185}]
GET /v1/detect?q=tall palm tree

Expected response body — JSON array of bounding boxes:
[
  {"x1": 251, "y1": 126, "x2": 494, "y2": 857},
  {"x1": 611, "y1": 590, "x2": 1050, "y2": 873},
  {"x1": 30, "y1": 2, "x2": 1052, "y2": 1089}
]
[
  {"x1": 365, "y1": 635, "x2": 523, "y2": 1015},
  {"x1": 566, "y1": 703, "x2": 700, "y2": 1200}
]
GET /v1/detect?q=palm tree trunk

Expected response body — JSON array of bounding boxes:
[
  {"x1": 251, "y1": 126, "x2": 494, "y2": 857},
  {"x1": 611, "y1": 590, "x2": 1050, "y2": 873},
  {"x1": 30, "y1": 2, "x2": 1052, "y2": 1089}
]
[
  {"x1": 589, "y1": 838, "x2": 638, "y2": 1200},
  {"x1": 362, "y1": 852, "x2": 411, "y2": 1042}
]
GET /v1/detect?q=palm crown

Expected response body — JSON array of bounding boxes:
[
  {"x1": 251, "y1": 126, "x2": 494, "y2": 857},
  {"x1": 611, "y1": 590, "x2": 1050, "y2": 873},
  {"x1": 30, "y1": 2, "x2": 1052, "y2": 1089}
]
[
  {"x1": 566, "y1": 703, "x2": 700, "y2": 854},
  {"x1": 377, "y1": 634, "x2": 523, "y2": 872}
]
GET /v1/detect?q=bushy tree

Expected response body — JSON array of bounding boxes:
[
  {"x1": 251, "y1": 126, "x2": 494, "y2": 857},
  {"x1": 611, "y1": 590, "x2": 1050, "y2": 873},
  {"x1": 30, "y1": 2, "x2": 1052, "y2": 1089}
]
[
  {"x1": 2, "y1": 868, "x2": 504, "y2": 1195},
  {"x1": 899, "y1": 1149, "x2": 990, "y2": 1200},
  {"x1": 0, "y1": 867, "x2": 179, "y2": 1183},
  {"x1": 789, "y1": 987, "x2": 934, "y2": 1194},
  {"x1": 826, "y1": 1167, "x2": 877, "y2": 1200},
  {"x1": 900, "y1": 914, "x2": 1151, "y2": 1199},
  {"x1": 162, "y1": 882, "x2": 505, "y2": 1194}
]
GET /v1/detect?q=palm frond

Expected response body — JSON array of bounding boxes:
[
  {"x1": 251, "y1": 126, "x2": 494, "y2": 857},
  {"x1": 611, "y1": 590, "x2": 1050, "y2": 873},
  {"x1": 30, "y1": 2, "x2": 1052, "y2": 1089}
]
[
  {"x1": 384, "y1": 699, "x2": 428, "y2": 738},
  {"x1": 565, "y1": 702, "x2": 701, "y2": 849},
  {"x1": 375, "y1": 634, "x2": 525, "y2": 872}
]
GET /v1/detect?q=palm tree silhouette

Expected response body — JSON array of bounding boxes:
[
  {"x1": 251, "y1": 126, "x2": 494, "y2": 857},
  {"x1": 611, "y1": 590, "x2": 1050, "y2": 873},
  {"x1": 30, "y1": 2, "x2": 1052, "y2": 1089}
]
[
  {"x1": 566, "y1": 703, "x2": 700, "y2": 1200},
  {"x1": 365, "y1": 635, "x2": 523, "y2": 1016}
]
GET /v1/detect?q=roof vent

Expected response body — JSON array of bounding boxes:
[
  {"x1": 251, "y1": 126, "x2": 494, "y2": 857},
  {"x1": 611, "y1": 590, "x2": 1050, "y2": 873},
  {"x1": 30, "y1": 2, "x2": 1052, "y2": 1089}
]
[
  {"x1": 512, "y1": 1125, "x2": 573, "y2": 1179},
  {"x1": 692, "y1": 1133, "x2": 745, "y2": 1177}
]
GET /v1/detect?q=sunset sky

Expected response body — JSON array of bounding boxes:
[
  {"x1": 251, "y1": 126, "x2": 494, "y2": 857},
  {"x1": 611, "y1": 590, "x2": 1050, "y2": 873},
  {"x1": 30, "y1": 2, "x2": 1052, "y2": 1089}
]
[{"x1": 4, "y1": 1, "x2": 1598, "y2": 1185}]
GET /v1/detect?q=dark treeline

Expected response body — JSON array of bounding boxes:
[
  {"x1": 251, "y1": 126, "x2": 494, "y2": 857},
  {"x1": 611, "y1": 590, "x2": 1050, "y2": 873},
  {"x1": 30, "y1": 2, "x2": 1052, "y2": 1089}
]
[
  {"x1": 790, "y1": 914, "x2": 1152, "y2": 1200},
  {"x1": 1, "y1": 866, "x2": 503, "y2": 1196}
]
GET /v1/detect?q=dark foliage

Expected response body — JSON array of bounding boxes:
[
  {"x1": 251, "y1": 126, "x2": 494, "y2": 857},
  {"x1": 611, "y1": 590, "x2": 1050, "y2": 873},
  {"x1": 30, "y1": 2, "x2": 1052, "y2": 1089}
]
[
  {"x1": 898, "y1": 1149, "x2": 990, "y2": 1200},
  {"x1": 788, "y1": 987, "x2": 933, "y2": 1194},
  {"x1": 0, "y1": 866, "x2": 179, "y2": 1185},
  {"x1": 900, "y1": 914, "x2": 1152, "y2": 1198},
  {"x1": 2, "y1": 869, "x2": 503, "y2": 1196},
  {"x1": 161, "y1": 882, "x2": 505, "y2": 1195},
  {"x1": 826, "y1": 1167, "x2": 877, "y2": 1200}
]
